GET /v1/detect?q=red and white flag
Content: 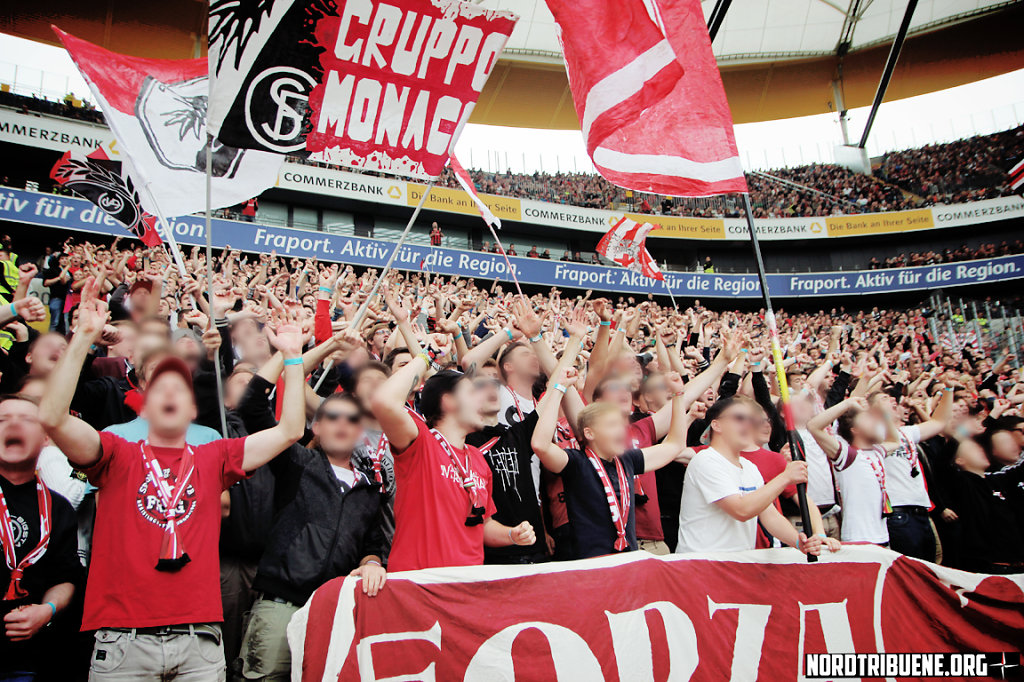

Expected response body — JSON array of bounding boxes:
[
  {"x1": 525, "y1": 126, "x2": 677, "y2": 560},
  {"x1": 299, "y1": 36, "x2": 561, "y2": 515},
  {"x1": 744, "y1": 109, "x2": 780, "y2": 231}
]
[
  {"x1": 54, "y1": 28, "x2": 282, "y2": 220},
  {"x1": 547, "y1": 0, "x2": 747, "y2": 197},
  {"x1": 1010, "y1": 158, "x2": 1024, "y2": 192},
  {"x1": 597, "y1": 217, "x2": 664, "y2": 280},
  {"x1": 449, "y1": 155, "x2": 500, "y2": 228}
]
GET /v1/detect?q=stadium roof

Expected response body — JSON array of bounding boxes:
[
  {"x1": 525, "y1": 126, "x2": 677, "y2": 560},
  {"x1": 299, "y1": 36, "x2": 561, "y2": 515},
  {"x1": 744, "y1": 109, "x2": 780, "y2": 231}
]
[{"x1": 3, "y1": 0, "x2": 1023, "y2": 127}]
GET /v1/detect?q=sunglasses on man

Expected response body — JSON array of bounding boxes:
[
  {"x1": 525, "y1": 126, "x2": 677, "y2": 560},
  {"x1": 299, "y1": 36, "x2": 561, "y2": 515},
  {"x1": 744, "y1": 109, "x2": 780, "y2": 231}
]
[{"x1": 320, "y1": 410, "x2": 361, "y2": 424}]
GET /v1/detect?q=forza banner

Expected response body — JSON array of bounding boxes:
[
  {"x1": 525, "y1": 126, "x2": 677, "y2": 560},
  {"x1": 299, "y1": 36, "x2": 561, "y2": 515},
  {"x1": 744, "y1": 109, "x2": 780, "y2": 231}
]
[
  {"x1": 286, "y1": 546, "x2": 1023, "y2": 681},
  {"x1": 207, "y1": 0, "x2": 518, "y2": 179},
  {"x1": 4, "y1": 188, "x2": 1024, "y2": 298}
]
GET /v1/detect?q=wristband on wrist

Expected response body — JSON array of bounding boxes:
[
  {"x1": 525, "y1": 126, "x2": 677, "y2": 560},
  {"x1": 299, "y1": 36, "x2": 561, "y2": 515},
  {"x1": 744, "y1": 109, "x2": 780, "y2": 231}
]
[
  {"x1": 318, "y1": 286, "x2": 333, "y2": 294},
  {"x1": 45, "y1": 601, "x2": 56, "y2": 618},
  {"x1": 364, "y1": 559, "x2": 382, "y2": 568},
  {"x1": 552, "y1": 383, "x2": 567, "y2": 394},
  {"x1": 504, "y1": 328, "x2": 514, "y2": 341},
  {"x1": 670, "y1": 390, "x2": 686, "y2": 398},
  {"x1": 599, "y1": 320, "x2": 611, "y2": 327},
  {"x1": 453, "y1": 330, "x2": 463, "y2": 341},
  {"x1": 528, "y1": 333, "x2": 543, "y2": 343},
  {"x1": 417, "y1": 352, "x2": 431, "y2": 366},
  {"x1": 283, "y1": 357, "x2": 303, "y2": 366},
  {"x1": 751, "y1": 361, "x2": 761, "y2": 367},
  {"x1": 9, "y1": 302, "x2": 16, "y2": 318}
]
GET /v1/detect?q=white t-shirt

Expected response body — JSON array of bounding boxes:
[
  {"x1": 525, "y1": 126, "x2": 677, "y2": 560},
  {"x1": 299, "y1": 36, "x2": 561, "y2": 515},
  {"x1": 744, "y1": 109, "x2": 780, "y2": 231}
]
[
  {"x1": 331, "y1": 464, "x2": 358, "y2": 492},
  {"x1": 798, "y1": 428, "x2": 835, "y2": 507},
  {"x1": 677, "y1": 447, "x2": 765, "y2": 553},
  {"x1": 833, "y1": 438, "x2": 889, "y2": 544},
  {"x1": 498, "y1": 385, "x2": 536, "y2": 427},
  {"x1": 883, "y1": 425, "x2": 931, "y2": 508}
]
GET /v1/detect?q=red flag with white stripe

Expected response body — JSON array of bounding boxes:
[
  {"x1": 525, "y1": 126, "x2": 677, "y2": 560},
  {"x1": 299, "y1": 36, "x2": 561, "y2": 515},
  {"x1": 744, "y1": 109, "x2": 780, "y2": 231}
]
[
  {"x1": 1010, "y1": 157, "x2": 1024, "y2": 192},
  {"x1": 449, "y1": 155, "x2": 500, "y2": 228},
  {"x1": 596, "y1": 217, "x2": 664, "y2": 280},
  {"x1": 547, "y1": 0, "x2": 746, "y2": 197}
]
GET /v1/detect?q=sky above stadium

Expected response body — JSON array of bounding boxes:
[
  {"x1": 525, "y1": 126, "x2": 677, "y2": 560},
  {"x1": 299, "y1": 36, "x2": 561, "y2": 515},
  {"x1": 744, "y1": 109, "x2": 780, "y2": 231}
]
[{"x1": 1, "y1": 31, "x2": 1022, "y2": 175}]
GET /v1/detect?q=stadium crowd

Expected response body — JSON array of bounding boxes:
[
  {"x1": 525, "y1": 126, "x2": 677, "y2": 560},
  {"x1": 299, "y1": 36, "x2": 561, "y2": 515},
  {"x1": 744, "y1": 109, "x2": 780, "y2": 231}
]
[
  {"x1": 0, "y1": 232, "x2": 1021, "y2": 681},
  {"x1": 868, "y1": 240, "x2": 1024, "y2": 269}
]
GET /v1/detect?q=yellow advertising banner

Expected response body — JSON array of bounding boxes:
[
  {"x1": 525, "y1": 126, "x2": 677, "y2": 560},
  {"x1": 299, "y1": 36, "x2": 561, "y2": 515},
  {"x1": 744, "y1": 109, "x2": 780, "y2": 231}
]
[
  {"x1": 825, "y1": 209, "x2": 934, "y2": 237},
  {"x1": 407, "y1": 183, "x2": 522, "y2": 222},
  {"x1": 641, "y1": 214, "x2": 726, "y2": 239}
]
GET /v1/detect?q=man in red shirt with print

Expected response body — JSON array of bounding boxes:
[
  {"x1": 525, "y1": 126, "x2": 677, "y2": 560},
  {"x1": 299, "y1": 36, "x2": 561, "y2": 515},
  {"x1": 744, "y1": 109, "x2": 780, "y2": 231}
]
[
  {"x1": 39, "y1": 277, "x2": 307, "y2": 681},
  {"x1": 370, "y1": 355, "x2": 536, "y2": 572}
]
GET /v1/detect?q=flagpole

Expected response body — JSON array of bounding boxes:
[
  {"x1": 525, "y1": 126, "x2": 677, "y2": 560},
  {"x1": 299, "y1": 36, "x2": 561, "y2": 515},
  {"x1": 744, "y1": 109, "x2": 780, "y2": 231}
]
[
  {"x1": 741, "y1": 192, "x2": 816, "y2": 563},
  {"x1": 484, "y1": 222, "x2": 525, "y2": 298},
  {"x1": 312, "y1": 182, "x2": 435, "y2": 392},
  {"x1": 203, "y1": 135, "x2": 230, "y2": 436},
  {"x1": 663, "y1": 277, "x2": 678, "y2": 311},
  {"x1": 139, "y1": 183, "x2": 189, "y2": 279}
]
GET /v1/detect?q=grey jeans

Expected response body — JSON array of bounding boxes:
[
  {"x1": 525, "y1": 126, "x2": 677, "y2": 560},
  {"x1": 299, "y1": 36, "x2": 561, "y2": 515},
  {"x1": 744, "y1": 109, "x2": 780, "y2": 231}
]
[{"x1": 89, "y1": 625, "x2": 226, "y2": 681}]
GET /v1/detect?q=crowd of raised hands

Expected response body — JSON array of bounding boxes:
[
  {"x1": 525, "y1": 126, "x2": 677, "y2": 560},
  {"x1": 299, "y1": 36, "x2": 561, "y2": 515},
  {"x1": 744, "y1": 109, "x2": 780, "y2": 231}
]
[{"x1": 2, "y1": 233, "x2": 1024, "y2": 681}]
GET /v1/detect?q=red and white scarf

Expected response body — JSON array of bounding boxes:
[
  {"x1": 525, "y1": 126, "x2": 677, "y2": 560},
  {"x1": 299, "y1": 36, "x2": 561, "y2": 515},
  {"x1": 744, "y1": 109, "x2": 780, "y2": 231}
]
[
  {"x1": 365, "y1": 433, "x2": 388, "y2": 488},
  {"x1": 140, "y1": 442, "x2": 196, "y2": 571},
  {"x1": 585, "y1": 449, "x2": 631, "y2": 551},
  {"x1": 864, "y1": 446, "x2": 893, "y2": 515},
  {"x1": 1, "y1": 473, "x2": 52, "y2": 600},
  {"x1": 431, "y1": 429, "x2": 485, "y2": 525}
]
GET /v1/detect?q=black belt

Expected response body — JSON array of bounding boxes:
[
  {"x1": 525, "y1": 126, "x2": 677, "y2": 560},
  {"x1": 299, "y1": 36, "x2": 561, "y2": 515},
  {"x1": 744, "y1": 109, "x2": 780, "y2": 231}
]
[
  {"x1": 107, "y1": 623, "x2": 221, "y2": 643},
  {"x1": 886, "y1": 505, "x2": 928, "y2": 516}
]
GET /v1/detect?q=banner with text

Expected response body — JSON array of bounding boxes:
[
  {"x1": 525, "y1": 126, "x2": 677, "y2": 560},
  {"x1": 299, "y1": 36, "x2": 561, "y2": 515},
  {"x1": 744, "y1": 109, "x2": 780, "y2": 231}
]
[
  {"x1": 4, "y1": 107, "x2": 1023, "y2": 239},
  {"x1": 286, "y1": 546, "x2": 1023, "y2": 681},
  {"x1": 2, "y1": 188, "x2": 1023, "y2": 298}
]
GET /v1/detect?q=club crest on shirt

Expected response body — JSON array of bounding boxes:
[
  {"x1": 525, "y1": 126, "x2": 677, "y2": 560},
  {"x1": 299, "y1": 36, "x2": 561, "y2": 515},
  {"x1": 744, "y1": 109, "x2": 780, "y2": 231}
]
[
  {"x1": 135, "y1": 468, "x2": 198, "y2": 529},
  {"x1": 9, "y1": 513, "x2": 28, "y2": 548}
]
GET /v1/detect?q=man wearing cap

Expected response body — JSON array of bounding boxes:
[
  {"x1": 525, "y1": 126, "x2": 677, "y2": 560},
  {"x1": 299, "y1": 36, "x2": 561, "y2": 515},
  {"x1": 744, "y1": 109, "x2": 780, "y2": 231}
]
[{"x1": 39, "y1": 277, "x2": 308, "y2": 681}]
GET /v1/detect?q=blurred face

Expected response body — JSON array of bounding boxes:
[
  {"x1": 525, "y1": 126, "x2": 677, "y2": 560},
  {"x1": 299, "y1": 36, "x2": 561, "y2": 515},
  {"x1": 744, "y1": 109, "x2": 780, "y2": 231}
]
[
  {"x1": 504, "y1": 345, "x2": 540, "y2": 380},
  {"x1": 598, "y1": 378, "x2": 633, "y2": 416},
  {"x1": 474, "y1": 376, "x2": 502, "y2": 415},
  {"x1": 753, "y1": 408, "x2": 771, "y2": 446},
  {"x1": 26, "y1": 333, "x2": 68, "y2": 377},
  {"x1": 174, "y1": 337, "x2": 203, "y2": 371},
  {"x1": 0, "y1": 399, "x2": 47, "y2": 471},
  {"x1": 711, "y1": 402, "x2": 756, "y2": 452},
  {"x1": 640, "y1": 375, "x2": 669, "y2": 413},
  {"x1": 141, "y1": 373, "x2": 198, "y2": 439},
  {"x1": 954, "y1": 440, "x2": 989, "y2": 471},
  {"x1": 989, "y1": 431, "x2": 1021, "y2": 467},
  {"x1": 312, "y1": 399, "x2": 364, "y2": 454},
  {"x1": 108, "y1": 325, "x2": 137, "y2": 360},
  {"x1": 224, "y1": 371, "x2": 253, "y2": 411},
  {"x1": 584, "y1": 411, "x2": 629, "y2": 454},
  {"x1": 444, "y1": 378, "x2": 484, "y2": 431},
  {"x1": 354, "y1": 369, "x2": 388, "y2": 406},
  {"x1": 850, "y1": 410, "x2": 882, "y2": 446}
]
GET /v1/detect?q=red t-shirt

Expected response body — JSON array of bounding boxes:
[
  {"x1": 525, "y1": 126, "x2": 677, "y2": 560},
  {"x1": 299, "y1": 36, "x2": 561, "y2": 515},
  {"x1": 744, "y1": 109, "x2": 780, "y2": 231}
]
[
  {"x1": 80, "y1": 432, "x2": 246, "y2": 630},
  {"x1": 388, "y1": 420, "x2": 496, "y2": 572},
  {"x1": 629, "y1": 416, "x2": 663, "y2": 541}
]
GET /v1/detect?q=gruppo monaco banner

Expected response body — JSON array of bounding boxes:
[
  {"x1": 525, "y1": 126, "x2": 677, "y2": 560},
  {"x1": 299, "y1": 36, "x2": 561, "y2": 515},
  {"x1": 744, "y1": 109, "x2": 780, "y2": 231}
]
[
  {"x1": 2, "y1": 187, "x2": 1024, "y2": 299},
  {"x1": 286, "y1": 546, "x2": 1023, "y2": 681},
  {"x1": 207, "y1": 0, "x2": 518, "y2": 178},
  {"x1": 3, "y1": 107, "x2": 1024, "y2": 240}
]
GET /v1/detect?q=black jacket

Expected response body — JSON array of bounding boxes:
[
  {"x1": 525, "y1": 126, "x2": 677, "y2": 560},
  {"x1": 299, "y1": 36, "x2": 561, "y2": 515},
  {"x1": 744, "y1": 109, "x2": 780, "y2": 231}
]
[{"x1": 237, "y1": 374, "x2": 388, "y2": 604}]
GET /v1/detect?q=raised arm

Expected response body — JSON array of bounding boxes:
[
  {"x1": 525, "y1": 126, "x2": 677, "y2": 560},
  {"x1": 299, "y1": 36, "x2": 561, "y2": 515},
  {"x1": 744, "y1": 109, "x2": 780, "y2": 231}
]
[
  {"x1": 511, "y1": 296, "x2": 558, "y2": 376},
  {"x1": 39, "y1": 277, "x2": 105, "y2": 467},
  {"x1": 641, "y1": 372, "x2": 693, "y2": 471},
  {"x1": 530, "y1": 366, "x2": 576, "y2": 474},
  {"x1": 460, "y1": 324, "x2": 518, "y2": 376},
  {"x1": 807, "y1": 396, "x2": 866, "y2": 460},
  {"x1": 915, "y1": 386, "x2": 953, "y2": 440},
  {"x1": 240, "y1": 307, "x2": 307, "y2": 471},
  {"x1": 369, "y1": 352, "x2": 429, "y2": 452}
]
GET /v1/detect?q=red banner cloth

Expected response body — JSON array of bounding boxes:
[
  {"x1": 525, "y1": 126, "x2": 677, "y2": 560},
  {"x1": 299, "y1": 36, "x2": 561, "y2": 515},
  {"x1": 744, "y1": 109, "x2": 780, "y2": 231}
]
[{"x1": 288, "y1": 546, "x2": 1023, "y2": 681}]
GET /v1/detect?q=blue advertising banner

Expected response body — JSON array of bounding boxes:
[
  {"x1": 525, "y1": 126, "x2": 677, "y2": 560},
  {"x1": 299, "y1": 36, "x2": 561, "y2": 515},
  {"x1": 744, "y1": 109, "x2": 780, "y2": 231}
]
[{"x1": 2, "y1": 188, "x2": 1021, "y2": 298}]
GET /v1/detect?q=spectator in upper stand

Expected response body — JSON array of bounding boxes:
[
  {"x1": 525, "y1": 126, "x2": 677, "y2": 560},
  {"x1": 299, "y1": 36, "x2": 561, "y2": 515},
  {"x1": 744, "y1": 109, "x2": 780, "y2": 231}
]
[
  {"x1": 482, "y1": 241, "x2": 491, "y2": 253},
  {"x1": 429, "y1": 222, "x2": 443, "y2": 247},
  {"x1": 527, "y1": 246, "x2": 540, "y2": 258},
  {"x1": 560, "y1": 251, "x2": 572, "y2": 262},
  {"x1": 540, "y1": 250, "x2": 552, "y2": 260},
  {"x1": 590, "y1": 253, "x2": 600, "y2": 264},
  {"x1": 241, "y1": 198, "x2": 258, "y2": 222},
  {"x1": 702, "y1": 257, "x2": 714, "y2": 273},
  {"x1": 506, "y1": 244, "x2": 517, "y2": 257}
]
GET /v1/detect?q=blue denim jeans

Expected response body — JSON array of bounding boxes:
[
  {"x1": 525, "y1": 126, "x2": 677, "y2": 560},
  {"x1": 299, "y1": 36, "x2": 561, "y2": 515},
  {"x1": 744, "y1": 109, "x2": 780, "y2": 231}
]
[{"x1": 48, "y1": 296, "x2": 64, "y2": 331}]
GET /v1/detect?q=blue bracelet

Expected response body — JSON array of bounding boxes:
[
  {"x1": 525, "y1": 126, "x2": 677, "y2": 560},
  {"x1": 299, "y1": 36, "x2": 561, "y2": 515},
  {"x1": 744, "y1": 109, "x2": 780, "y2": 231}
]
[
  {"x1": 318, "y1": 286, "x2": 332, "y2": 294},
  {"x1": 599, "y1": 320, "x2": 611, "y2": 327},
  {"x1": 453, "y1": 331, "x2": 463, "y2": 340},
  {"x1": 45, "y1": 601, "x2": 56, "y2": 618},
  {"x1": 505, "y1": 328, "x2": 514, "y2": 341},
  {"x1": 283, "y1": 357, "x2": 303, "y2": 366},
  {"x1": 9, "y1": 303, "x2": 16, "y2": 318}
]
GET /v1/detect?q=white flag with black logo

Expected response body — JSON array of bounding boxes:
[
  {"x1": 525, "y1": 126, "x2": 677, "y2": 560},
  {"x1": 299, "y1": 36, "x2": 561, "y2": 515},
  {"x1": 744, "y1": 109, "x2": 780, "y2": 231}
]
[
  {"x1": 55, "y1": 28, "x2": 283, "y2": 220},
  {"x1": 207, "y1": 0, "x2": 518, "y2": 179}
]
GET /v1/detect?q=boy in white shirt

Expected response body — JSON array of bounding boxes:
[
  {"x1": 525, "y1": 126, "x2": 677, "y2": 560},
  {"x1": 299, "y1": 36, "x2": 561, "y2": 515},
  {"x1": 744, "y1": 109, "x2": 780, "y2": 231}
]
[{"x1": 677, "y1": 396, "x2": 825, "y2": 556}]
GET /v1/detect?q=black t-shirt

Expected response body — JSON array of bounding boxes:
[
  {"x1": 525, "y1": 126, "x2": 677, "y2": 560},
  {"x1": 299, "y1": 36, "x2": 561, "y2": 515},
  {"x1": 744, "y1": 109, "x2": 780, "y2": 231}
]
[
  {"x1": 41, "y1": 264, "x2": 68, "y2": 299},
  {"x1": 559, "y1": 448, "x2": 644, "y2": 559},
  {"x1": 467, "y1": 412, "x2": 546, "y2": 560},
  {"x1": 1, "y1": 475, "x2": 81, "y2": 673}
]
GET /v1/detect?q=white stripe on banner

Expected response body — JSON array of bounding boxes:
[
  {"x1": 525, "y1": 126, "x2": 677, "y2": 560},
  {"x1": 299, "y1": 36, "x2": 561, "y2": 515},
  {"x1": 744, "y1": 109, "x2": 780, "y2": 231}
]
[
  {"x1": 581, "y1": 39, "x2": 676, "y2": 140},
  {"x1": 594, "y1": 146, "x2": 745, "y2": 183}
]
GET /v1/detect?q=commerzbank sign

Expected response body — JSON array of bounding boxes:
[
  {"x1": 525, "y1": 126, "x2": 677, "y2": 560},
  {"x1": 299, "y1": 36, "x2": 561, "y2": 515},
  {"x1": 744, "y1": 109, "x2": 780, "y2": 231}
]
[{"x1": 2, "y1": 107, "x2": 1021, "y2": 241}]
